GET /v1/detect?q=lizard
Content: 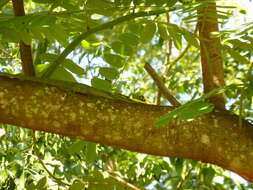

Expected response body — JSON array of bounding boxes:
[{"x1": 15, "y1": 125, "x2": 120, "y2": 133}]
[{"x1": 0, "y1": 72, "x2": 144, "y2": 104}]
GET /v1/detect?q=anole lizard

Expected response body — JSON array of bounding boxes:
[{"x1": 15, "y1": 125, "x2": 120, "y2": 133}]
[{"x1": 0, "y1": 72, "x2": 143, "y2": 104}]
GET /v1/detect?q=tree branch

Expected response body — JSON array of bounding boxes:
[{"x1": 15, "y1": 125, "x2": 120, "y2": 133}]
[
  {"x1": 41, "y1": 8, "x2": 178, "y2": 79},
  {"x1": 144, "y1": 62, "x2": 181, "y2": 106},
  {"x1": 0, "y1": 75, "x2": 253, "y2": 182},
  {"x1": 197, "y1": 0, "x2": 225, "y2": 109},
  {"x1": 11, "y1": 0, "x2": 35, "y2": 76}
]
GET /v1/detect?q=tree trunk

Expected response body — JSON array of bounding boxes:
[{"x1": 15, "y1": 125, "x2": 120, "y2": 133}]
[{"x1": 0, "y1": 75, "x2": 253, "y2": 182}]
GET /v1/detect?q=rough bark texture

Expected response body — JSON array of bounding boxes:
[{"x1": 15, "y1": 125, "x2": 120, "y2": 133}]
[
  {"x1": 0, "y1": 75, "x2": 253, "y2": 182},
  {"x1": 198, "y1": 0, "x2": 225, "y2": 109}
]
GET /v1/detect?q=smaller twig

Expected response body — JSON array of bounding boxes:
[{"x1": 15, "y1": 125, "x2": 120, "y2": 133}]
[
  {"x1": 32, "y1": 131, "x2": 71, "y2": 187},
  {"x1": 176, "y1": 167, "x2": 193, "y2": 190},
  {"x1": 172, "y1": 44, "x2": 191, "y2": 65},
  {"x1": 169, "y1": 25, "x2": 198, "y2": 68},
  {"x1": 108, "y1": 171, "x2": 144, "y2": 190},
  {"x1": 144, "y1": 62, "x2": 181, "y2": 106},
  {"x1": 156, "y1": 90, "x2": 162, "y2": 105}
]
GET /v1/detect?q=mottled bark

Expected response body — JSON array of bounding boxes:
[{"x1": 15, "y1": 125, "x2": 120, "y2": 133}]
[
  {"x1": 0, "y1": 76, "x2": 253, "y2": 181},
  {"x1": 198, "y1": 0, "x2": 225, "y2": 109}
]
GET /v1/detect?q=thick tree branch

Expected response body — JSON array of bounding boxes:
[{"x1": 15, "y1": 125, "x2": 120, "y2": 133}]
[
  {"x1": 0, "y1": 75, "x2": 253, "y2": 182},
  {"x1": 12, "y1": 0, "x2": 35, "y2": 76},
  {"x1": 197, "y1": 0, "x2": 225, "y2": 109},
  {"x1": 144, "y1": 62, "x2": 181, "y2": 106}
]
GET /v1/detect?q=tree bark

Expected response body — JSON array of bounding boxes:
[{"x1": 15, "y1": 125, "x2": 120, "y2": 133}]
[
  {"x1": 198, "y1": 0, "x2": 225, "y2": 109},
  {"x1": 12, "y1": 0, "x2": 35, "y2": 76},
  {"x1": 0, "y1": 75, "x2": 253, "y2": 181}
]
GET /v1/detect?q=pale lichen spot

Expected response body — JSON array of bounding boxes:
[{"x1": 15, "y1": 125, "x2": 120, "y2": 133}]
[
  {"x1": 96, "y1": 100, "x2": 101, "y2": 104},
  {"x1": 26, "y1": 111, "x2": 33, "y2": 119},
  {"x1": 41, "y1": 111, "x2": 49, "y2": 118},
  {"x1": 134, "y1": 121, "x2": 142, "y2": 128},
  {"x1": 105, "y1": 134, "x2": 111, "y2": 139},
  {"x1": 113, "y1": 135, "x2": 122, "y2": 141},
  {"x1": 79, "y1": 110, "x2": 85, "y2": 115},
  {"x1": 0, "y1": 92, "x2": 4, "y2": 98},
  {"x1": 107, "y1": 108, "x2": 113, "y2": 113},
  {"x1": 218, "y1": 147, "x2": 222, "y2": 152},
  {"x1": 70, "y1": 112, "x2": 76, "y2": 121},
  {"x1": 34, "y1": 89, "x2": 44, "y2": 97},
  {"x1": 213, "y1": 119, "x2": 218, "y2": 128},
  {"x1": 0, "y1": 99, "x2": 8, "y2": 109},
  {"x1": 32, "y1": 107, "x2": 39, "y2": 115},
  {"x1": 52, "y1": 121, "x2": 61, "y2": 128},
  {"x1": 201, "y1": 134, "x2": 210, "y2": 145},
  {"x1": 170, "y1": 129, "x2": 175, "y2": 135},
  {"x1": 230, "y1": 158, "x2": 241, "y2": 168},
  {"x1": 136, "y1": 132, "x2": 142, "y2": 137},
  {"x1": 81, "y1": 129, "x2": 90, "y2": 135},
  {"x1": 240, "y1": 155, "x2": 246, "y2": 160},
  {"x1": 89, "y1": 120, "x2": 96, "y2": 126},
  {"x1": 79, "y1": 102, "x2": 84, "y2": 107},
  {"x1": 87, "y1": 103, "x2": 95, "y2": 109},
  {"x1": 110, "y1": 114, "x2": 116, "y2": 121},
  {"x1": 101, "y1": 115, "x2": 109, "y2": 121}
]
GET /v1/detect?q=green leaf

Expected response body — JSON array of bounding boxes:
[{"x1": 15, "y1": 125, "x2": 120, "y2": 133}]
[
  {"x1": 155, "y1": 101, "x2": 214, "y2": 126},
  {"x1": 40, "y1": 53, "x2": 85, "y2": 75},
  {"x1": 167, "y1": 25, "x2": 182, "y2": 50},
  {"x1": 227, "y1": 39, "x2": 253, "y2": 52},
  {"x1": 20, "y1": 30, "x2": 32, "y2": 45},
  {"x1": 32, "y1": 0, "x2": 54, "y2": 3},
  {"x1": 35, "y1": 64, "x2": 50, "y2": 76},
  {"x1": 201, "y1": 167, "x2": 215, "y2": 184},
  {"x1": 86, "y1": 0, "x2": 113, "y2": 16},
  {"x1": 36, "y1": 177, "x2": 47, "y2": 189},
  {"x1": 69, "y1": 180, "x2": 85, "y2": 190},
  {"x1": 91, "y1": 77, "x2": 112, "y2": 92},
  {"x1": 62, "y1": 59, "x2": 86, "y2": 76},
  {"x1": 158, "y1": 24, "x2": 170, "y2": 40},
  {"x1": 81, "y1": 40, "x2": 91, "y2": 48},
  {"x1": 0, "y1": 0, "x2": 9, "y2": 8},
  {"x1": 50, "y1": 24, "x2": 68, "y2": 46},
  {"x1": 225, "y1": 45, "x2": 250, "y2": 65},
  {"x1": 118, "y1": 33, "x2": 139, "y2": 46},
  {"x1": 175, "y1": 159, "x2": 184, "y2": 176},
  {"x1": 111, "y1": 41, "x2": 133, "y2": 56},
  {"x1": 30, "y1": 28, "x2": 44, "y2": 41},
  {"x1": 27, "y1": 183, "x2": 36, "y2": 190},
  {"x1": 40, "y1": 53, "x2": 57, "y2": 62},
  {"x1": 166, "y1": 0, "x2": 178, "y2": 6},
  {"x1": 127, "y1": 21, "x2": 143, "y2": 34},
  {"x1": 29, "y1": 15, "x2": 56, "y2": 27},
  {"x1": 2, "y1": 28, "x2": 20, "y2": 43},
  {"x1": 103, "y1": 53, "x2": 125, "y2": 68},
  {"x1": 182, "y1": 29, "x2": 199, "y2": 48},
  {"x1": 99, "y1": 67, "x2": 119, "y2": 80},
  {"x1": 50, "y1": 66, "x2": 77, "y2": 82},
  {"x1": 140, "y1": 22, "x2": 156, "y2": 43},
  {"x1": 86, "y1": 142, "x2": 97, "y2": 164},
  {"x1": 68, "y1": 140, "x2": 86, "y2": 155}
]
